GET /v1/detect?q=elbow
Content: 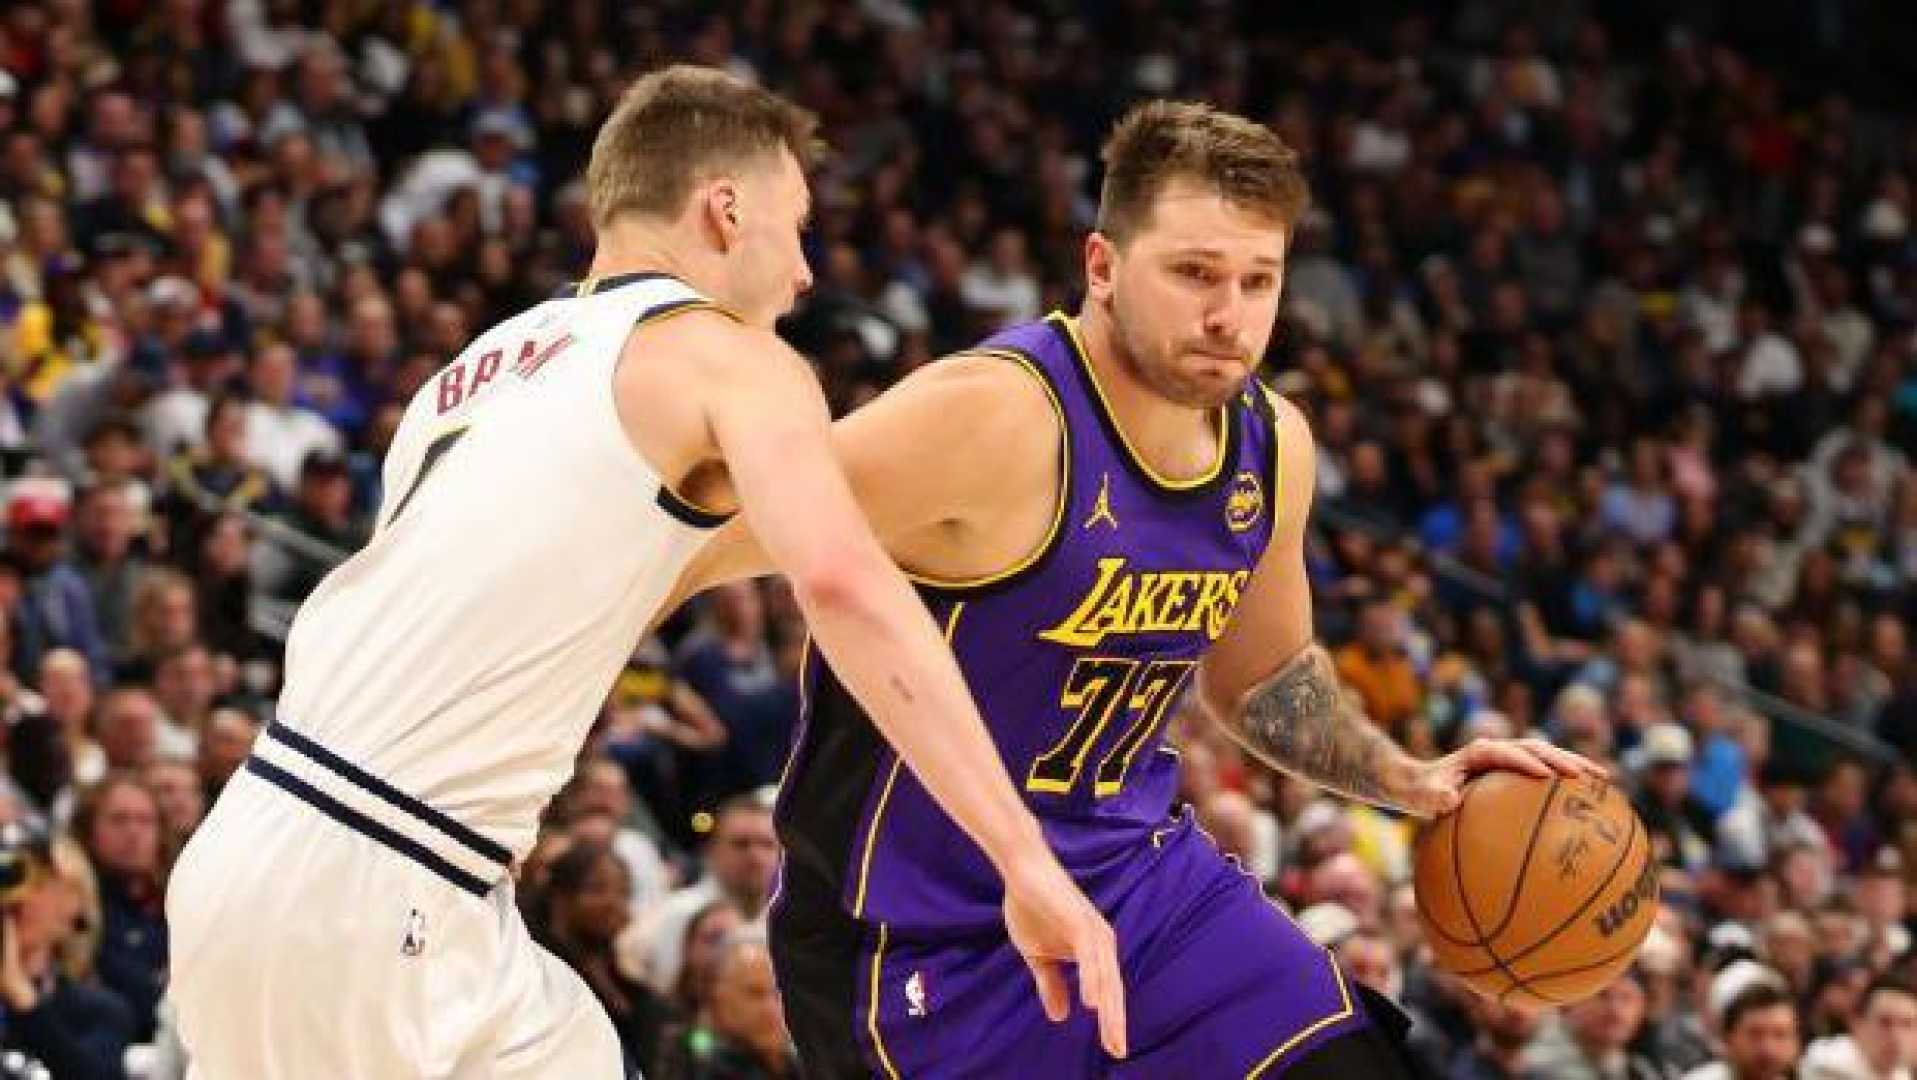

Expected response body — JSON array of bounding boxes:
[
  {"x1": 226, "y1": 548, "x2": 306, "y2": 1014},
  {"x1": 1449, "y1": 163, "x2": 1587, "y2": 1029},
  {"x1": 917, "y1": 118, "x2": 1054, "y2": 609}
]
[
  {"x1": 1190, "y1": 664, "x2": 1240, "y2": 728},
  {"x1": 789, "y1": 550, "x2": 881, "y2": 618}
]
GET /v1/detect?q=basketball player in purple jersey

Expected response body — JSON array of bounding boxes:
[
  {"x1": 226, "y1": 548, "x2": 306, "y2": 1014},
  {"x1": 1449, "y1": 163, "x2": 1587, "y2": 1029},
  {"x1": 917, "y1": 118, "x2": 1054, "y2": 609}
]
[{"x1": 697, "y1": 100, "x2": 1604, "y2": 1077}]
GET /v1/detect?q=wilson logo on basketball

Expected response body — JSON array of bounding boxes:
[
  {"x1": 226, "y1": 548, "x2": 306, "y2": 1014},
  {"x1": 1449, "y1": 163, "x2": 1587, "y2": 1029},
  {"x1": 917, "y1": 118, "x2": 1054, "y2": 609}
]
[
  {"x1": 1594, "y1": 859, "x2": 1659, "y2": 938},
  {"x1": 1563, "y1": 793, "x2": 1622, "y2": 845}
]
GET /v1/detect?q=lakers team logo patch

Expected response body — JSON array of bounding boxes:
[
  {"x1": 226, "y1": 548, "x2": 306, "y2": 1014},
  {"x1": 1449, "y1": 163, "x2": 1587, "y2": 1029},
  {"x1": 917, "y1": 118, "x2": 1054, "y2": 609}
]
[{"x1": 1225, "y1": 471, "x2": 1263, "y2": 532}]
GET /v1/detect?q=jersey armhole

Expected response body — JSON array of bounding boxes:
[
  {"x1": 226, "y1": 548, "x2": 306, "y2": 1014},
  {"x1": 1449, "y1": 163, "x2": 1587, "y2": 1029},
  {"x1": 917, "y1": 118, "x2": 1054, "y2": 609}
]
[
  {"x1": 1254, "y1": 382, "x2": 1285, "y2": 531},
  {"x1": 618, "y1": 298, "x2": 747, "y2": 529},
  {"x1": 905, "y1": 347, "x2": 1071, "y2": 598}
]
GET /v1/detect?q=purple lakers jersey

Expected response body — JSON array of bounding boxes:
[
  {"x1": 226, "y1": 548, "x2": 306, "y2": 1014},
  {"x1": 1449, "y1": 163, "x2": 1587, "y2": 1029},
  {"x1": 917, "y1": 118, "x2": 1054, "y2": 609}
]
[{"x1": 775, "y1": 312, "x2": 1281, "y2": 933}]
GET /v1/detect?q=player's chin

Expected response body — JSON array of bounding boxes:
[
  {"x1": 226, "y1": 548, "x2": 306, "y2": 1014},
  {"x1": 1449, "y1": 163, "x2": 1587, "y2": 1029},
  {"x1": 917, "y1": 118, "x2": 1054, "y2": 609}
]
[{"x1": 1177, "y1": 366, "x2": 1245, "y2": 409}]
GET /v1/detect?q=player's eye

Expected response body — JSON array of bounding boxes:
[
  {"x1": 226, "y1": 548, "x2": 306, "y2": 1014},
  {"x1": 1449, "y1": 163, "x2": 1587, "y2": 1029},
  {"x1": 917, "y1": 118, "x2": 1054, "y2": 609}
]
[
  {"x1": 1244, "y1": 274, "x2": 1276, "y2": 293},
  {"x1": 1174, "y1": 263, "x2": 1212, "y2": 284}
]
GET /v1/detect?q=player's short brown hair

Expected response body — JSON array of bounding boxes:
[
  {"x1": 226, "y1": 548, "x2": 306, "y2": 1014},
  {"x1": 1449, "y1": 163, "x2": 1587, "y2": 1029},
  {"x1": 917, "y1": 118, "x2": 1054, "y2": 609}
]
[
  {"x1": 1096, "y1": 101, "x2": 1310, "y2": 245},
  {"x1": 586, "y1": 64, "x2": 822, "y2": 229}
]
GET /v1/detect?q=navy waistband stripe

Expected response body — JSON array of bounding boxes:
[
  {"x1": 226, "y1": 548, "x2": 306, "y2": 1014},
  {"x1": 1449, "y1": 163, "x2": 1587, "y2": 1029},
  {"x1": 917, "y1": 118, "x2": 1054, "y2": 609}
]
[
  {"x1": 264, "y1": 722, "x2": 511, "y2": 866},
  {"x1": 244, "y1": 757, "x2": 494, "y2": 897}
]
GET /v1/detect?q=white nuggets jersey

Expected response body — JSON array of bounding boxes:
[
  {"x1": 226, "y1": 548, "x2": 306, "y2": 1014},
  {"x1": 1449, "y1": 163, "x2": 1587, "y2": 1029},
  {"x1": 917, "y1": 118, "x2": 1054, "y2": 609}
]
[{"x1": 275, "y1": 274, "x2": 728, "y2": 861}]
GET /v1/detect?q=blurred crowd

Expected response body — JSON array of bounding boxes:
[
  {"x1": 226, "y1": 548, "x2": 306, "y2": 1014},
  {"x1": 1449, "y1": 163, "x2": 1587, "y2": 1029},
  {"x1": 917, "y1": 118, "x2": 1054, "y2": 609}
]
[{"x1": 0, "y1": 0, "x2": 1914, "y2": 1077}]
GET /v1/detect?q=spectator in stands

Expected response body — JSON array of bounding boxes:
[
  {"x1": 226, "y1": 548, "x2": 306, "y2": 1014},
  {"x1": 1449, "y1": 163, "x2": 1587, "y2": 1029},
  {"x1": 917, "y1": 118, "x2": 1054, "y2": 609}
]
[
  {"x1": 600, "y1": 636, "x2": 728, "y2": 850},
  {"x1": 263, "y1": 450, "x2": 364, "y2": 604},
  {"x1": 563, "y1": 759, "x2": 672, "y2": 924},
  {"x1": 1452, "y1": 991, "x2": 1545, "y2": 1080},
  {"x1": 1335, "y1": 597, "x2": 1423, "y2": 744},
  {"x1": 151, "y1": 644, "x2": 216, "y2": 742},
  {"x1": 635, "y1": 794, "x2": 778, "y2": 999},
  {"x1": 675, "y1": 584, "x2": 796, "y2": 804},
  {"x1": 1684, "y1": 982, "x2": 1803, "y2": 1080},
  {"x1": 0, "y1": 834, "x2": 133, "y2": 1080},
  {"x1": 75, "y1": 773, "x2": 165, "y2": 1040},
  {"x1": 141, "y1": 757, "x2": 203, "y2": 864},
  {"x1": 655, "y1": 926, "x2": 798, "y2": 1080},
  {"x1": 191, "y1": 511, "x2": 260, "y2": 662},
  {"x1": 36, "y1": 648, "x2": 99, "y2": 790},
  {"x1": 1802, "y1": 974, "x2": 1917, "y2": 1079},
  {"x1": 195, "y1": 705, "x2": 257, "y2": 804},
  {"x1": 156, "y1": 392, "x2": 279, "y2": 562},
  {"x1": 143, "y1": 327, "x2": 239, "y2": 462},
  {"x1": 94, "y1": 686, "x2": 163, "y2": 773},
  {"x1": 667, "y1": 900, "x2": 747, "y2": 1018},
  {"x1": 71, "y1": 479, "x2": 150, "y2": 673},
  {"x1": 6, "y1": 483, "x2": 107, "y2": 679},
  {"x1": 1631, "y1": 722, "x2": 1717, "y2": 873},
  {"x1": 535, "y1": 840, "x2": 678, "y2": 1076},
  {"x1": 1520, "y1": 967, "x2": 1664, "y2": 1080},
  {"x1": 242, "y1": 341, "x2": 341, "y2": 494},
  {"x1": 122, "y1": 567, "x2": 197, "y2": 683}
]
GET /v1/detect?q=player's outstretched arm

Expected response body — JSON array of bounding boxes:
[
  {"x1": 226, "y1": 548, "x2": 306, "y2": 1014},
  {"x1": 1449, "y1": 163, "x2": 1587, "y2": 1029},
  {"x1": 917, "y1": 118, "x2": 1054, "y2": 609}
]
[
  {"x1": 685, "y1": 325, "x2": 1127, "y2": 1058},
  {"x1": 1193, "y1": 393, "x2": 1603, "y2": 818}
]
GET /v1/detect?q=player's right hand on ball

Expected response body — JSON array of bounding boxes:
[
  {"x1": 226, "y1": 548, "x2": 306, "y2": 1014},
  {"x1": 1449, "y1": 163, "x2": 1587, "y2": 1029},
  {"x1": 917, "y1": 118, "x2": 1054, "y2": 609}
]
[{"x1": 1001, "y1": 851, "x2": 1128, "y2": 1059}]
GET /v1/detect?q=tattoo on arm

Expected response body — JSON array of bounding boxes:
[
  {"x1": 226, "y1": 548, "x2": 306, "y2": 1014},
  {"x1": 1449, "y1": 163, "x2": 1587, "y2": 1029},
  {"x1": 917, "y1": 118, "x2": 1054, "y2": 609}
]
[
  {"x1": 1231, "y1": 644, "x2": 1405, "y2": 809},
  {"x1": 889, "y1": 674, "x2": 915, "y2": 705}
]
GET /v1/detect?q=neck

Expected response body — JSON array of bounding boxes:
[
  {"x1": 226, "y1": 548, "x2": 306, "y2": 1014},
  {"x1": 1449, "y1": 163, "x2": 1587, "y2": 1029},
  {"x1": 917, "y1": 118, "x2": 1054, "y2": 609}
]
[
  {"x1": 587, "y1": 223, "x2": 716, "y2": 297},
  {"x1": 1071, "y1": 303, "x2": 1220, "y2": 476}
]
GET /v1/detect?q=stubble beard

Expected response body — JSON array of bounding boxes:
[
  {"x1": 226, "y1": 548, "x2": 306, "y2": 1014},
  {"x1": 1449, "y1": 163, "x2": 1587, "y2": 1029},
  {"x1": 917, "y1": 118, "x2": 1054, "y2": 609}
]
[{"x1": 1107, "y1": 295, "x2": 1241, "y2": 411}]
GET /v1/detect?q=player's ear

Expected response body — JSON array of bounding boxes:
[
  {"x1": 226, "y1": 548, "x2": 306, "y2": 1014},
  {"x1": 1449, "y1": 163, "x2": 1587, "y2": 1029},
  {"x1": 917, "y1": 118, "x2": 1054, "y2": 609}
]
[
  {"x1": 1084, "y1": 231, "x2": 1117, "y2": 305},
  {"x1": 703, "y1": 180, "x2": 743, "y2": 249}
]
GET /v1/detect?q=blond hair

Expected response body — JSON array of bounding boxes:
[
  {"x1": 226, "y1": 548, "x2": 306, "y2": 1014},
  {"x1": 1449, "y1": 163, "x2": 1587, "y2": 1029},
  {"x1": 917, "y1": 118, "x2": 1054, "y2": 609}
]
[
  {"x1": 586, "y1": 64, "x2": 822, "y2": 229},
  {"x1": 50, "y1": 836, "x2": 101, "y2": 982},
  {"x1": 1096, "y1": 100, "x2": 1311, "y2": 244}
]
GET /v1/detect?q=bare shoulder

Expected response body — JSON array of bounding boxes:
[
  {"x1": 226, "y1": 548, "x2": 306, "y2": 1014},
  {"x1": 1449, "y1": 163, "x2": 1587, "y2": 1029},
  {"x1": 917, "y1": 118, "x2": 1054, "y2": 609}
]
[
  {"x1": 621, "y1": 306, "x2": 809, "y2": 391},
  {"x1": 610, "y1": 307, "x2": 825, "y2": 497},
  {"x1": 1259, "y1": 382, "x2": 1311, "y2": 438},
  {"x1": 1258, "y1": 383, "x2": 1317, "y2": 521},
  {"x1": 879, "y1": 351, "x2": 1060, "y2": 455}
]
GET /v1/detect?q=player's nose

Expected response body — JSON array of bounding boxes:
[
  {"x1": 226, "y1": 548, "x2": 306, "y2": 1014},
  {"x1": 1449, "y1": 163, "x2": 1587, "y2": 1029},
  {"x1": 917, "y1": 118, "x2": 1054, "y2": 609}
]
[{"x1": 1203, "y1": 292, "x2": 1244, "y2": 339}]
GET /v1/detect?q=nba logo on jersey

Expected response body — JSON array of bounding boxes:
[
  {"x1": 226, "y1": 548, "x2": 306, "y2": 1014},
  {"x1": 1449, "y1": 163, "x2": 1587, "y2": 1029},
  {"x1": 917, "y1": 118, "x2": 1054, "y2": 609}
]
[
  {"x1": 401, "y1": 909, "x2": 427, "y2": 958},
  {"x1": 905, "y1": 971, "x2": 928, "y2": 1018}
]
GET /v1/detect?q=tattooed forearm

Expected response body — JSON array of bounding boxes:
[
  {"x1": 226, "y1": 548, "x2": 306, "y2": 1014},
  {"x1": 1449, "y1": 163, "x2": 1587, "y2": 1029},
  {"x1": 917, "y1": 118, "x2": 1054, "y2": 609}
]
[{"x1": 1229, "y1": 644, "x2": 1409, "y2": 810}]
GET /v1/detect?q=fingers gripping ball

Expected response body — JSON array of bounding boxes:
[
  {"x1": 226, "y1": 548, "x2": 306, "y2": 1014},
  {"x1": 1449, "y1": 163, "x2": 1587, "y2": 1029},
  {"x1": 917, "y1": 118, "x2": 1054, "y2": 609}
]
[{"x1": 1412, "y1": 771, "x2": 1658, "y2": 1008}]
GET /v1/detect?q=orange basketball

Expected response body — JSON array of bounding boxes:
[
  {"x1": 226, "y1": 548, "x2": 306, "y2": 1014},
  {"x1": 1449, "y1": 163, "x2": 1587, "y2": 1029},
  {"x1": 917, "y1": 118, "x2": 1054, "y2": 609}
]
[{"x1": 1412, "y1": 770, "x2": 1658, "y2": 1008}]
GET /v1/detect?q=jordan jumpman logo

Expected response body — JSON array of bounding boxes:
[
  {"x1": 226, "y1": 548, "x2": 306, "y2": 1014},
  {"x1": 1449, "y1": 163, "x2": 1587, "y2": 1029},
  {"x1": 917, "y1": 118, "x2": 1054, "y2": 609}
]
[{"x1": 1084, "y1": 472, "x2": 1119, "y2": 531}]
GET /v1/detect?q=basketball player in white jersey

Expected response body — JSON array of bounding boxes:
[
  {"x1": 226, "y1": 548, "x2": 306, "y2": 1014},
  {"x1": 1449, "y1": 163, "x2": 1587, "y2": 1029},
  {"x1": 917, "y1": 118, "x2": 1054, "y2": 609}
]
[{"x1": 165, "y1": 66, "x2": 1126, "y2": 1078}]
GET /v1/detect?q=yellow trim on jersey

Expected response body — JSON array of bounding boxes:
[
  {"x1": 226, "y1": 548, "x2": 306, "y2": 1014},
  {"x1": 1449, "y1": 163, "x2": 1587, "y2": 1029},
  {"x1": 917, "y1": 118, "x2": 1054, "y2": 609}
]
[
  {"x1": 762, "y1": 633, "x2": 813, "y2": 916},
  {"x1": 1172, "y1": 807, "x2": 1358, "y2": 1077},
  {"x1": 638, "y1": 298, "x2": 747, "y2": 328},
  {"x1": 903, "y1": 350, "x2": 1069, "y2": 591},
  {"x1": 1050, "y1": 312, "x2": 1230, "y2": 491},
  {"x1": 1262, "y1": 383, "x2": 1286, "y2": 522},
  {"x1": 1245, "y1": 867, "x2": 1355, "y2": 1077},
  {"x1": 771, "y1": 634, "x2": 814, "y2": 800},
  {"x1": 852, "y1": 602, "x2": 966, "y2": 918},
  {"x1": 869, "y1": 923, "x2": 903, "y2": 1079},
  {"x1": 1244, "y1": 958, "x2": 1355, "y2": 1078},
  {"x1": 853, "y1": 759, "x2": 906, "y2": 918}
]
